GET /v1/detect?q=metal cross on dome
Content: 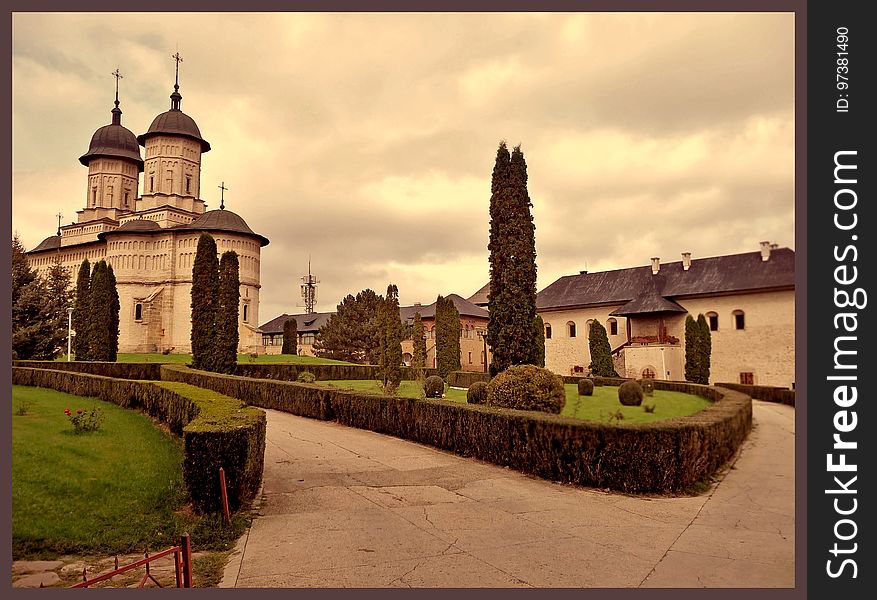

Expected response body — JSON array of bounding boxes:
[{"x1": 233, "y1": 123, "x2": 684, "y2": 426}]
[
  {"x1": 111, "y1": 68, "x2": 123, "y2": 106},
  {"x1": 218, "y1": 182, "x2": 228, "y2": 210},
  {"x1": 172, "y1": 51, "x2": 183, "y2": 87}
]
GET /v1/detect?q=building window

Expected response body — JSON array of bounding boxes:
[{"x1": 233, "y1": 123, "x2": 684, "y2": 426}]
[
  {"x1": 545, "y1": 324, "x2": 552, "y2": 339},
  {"x1": 740, "y1": 372, "x2": 754, "y2": 385},
  {"x1": 468, "y1": 352, "x2": 472, "y2": 364},
  {"x1": 124, "y1": 191, "x2": 130, "y2": 207},
  {"x1": 243, "y1": 304, "x2": 249, "y2": 323},
  {"x1": 642, "y1": 367, "x2": 656, "y2": 379},
  {"x1": 92, "y1": 187, "x2": 97, "y2": 205},
  {"x1": 733, "y1": 310, "x2": 745, "y2": 330},
  {"x1": 134, "y1": 303, "x2": 143, "y2": 321},
  {"x1": 186, "y1": 176, "x2": 191, "y2": 194},
  {"x1": 481, "y1": 351, "x2": 485, "y2": 364},
  {"x1": 608, "y1": 318, "x2": 618, "y2": 336},
  {"x1": 149, "y1": 176, "x2": 154, "y2": 192},
  {"x1": 707, "y1": 312, "x2": 719, "y2": 331},
  {"x1": 567, "y1": 321, "x2": 576, "y2": 338}
]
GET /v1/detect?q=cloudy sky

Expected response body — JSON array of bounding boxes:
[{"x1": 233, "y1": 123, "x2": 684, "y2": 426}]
[{"x1": 12, "y1": 12, "x2": 794, "y2": 322}]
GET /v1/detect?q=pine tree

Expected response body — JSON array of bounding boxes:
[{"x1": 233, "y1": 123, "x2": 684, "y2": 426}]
[
  {"x1": 215, "y1": 251, "x2": 240, "y2": 374},
  {"x1": 435, "y1": 295, "x2": 461, "y2": 379},
  {"x1": 11, "y1": 234, "x2": 58, "y2": 359},
  {"x1": 191, "y1": 234, "x2": 219, "y2": 370},
  {"x1": 87, "y1": 261, "x2": 113, "y2": 361},
  {"x1": 72, "y1": 259, "x2": 92, "y2": 360},
  {"x1": 533, "y1": 314, "x2": 546, "y2": 368},
  {"x1": 412, "y1": 312, "x2": 426, "y2": 369},
  {"x1": 588, "y1": 320, "x2": 618, "y2": 377},
  {"x1": 697, "y1": 313, "x2": 712, "y2": 384},
  {"x1": 378, "y1": 284, "x2": 403, "y2": 393},
  {"x1": 684, "y1": 315, "x2": 699, "y2": 383},
  {"x1": 313, "y1": 289, "x2": 383, "y2": 364},
  {"x1": 43, "y1": 256, "x2": 73, "y2": 359},
  {"x1": 282, "y1": 318, "x2": 298, "y2": 355},
  {"x1": 486, "y1": 142, "x2": 538, "y2": 375},
  {"x1": 105, "y1": 263, "x2": 120, "y2": 362}
]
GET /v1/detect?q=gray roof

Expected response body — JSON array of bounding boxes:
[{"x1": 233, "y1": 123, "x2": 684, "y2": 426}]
[
  {"x1": 173, "y1": 209, "x2": 269, "y2": 246},
  {"x1": 260, "y1": 312, "x2": 334, "y2": 335},
  {"x1": 538, "y1": 248, "x2": 795, "y2": 311},
  {"x1": 400, "y1": 293, "x2": 489, "y2": 322},
  {"x1": 31, "y1": 235, "x2": 61, "y2": 253},
  {"x1": 138, "y1": 109, "x2": 211, "y2": 152},
  {"x1": 79, "y1": 117, "x2": 144, "y2": 170},
  {"x1": 467, "y1": 282, "x2": 490, "y2": 306},
  {"x1": 114, "y1": 219, "x2": 161, "y2": 232}
]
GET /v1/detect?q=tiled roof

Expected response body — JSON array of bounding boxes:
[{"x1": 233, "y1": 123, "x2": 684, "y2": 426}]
[
  {"x1": 400, "y1": 294, "x2": 489, "y2": 322},
  {"x1": 260, "y1": 312, "x2": 334, "y2": 334}
]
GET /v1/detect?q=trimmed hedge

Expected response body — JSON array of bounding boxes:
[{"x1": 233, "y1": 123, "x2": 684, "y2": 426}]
[
  {"x1": 487, "y1": 365, "x2": 566, "y2": 414},
  {"x1": 233, "y1": 363, "x2": 438, "y2": 382},
  {"x1": 448, "y1": 371, "x2": 491, "y2": 388},
  {"x1": 160, "y1": 365, "x2": 752, "y2": 493},
  {"x1": 716, "y1": 382, "x2": 795, "y2": 407},
  {"x1": 12, "y1": 360, "x2": 163, "y2": 380},
  {"x1": 11, "y1": 367, "x2": 265, "y2": 514}
]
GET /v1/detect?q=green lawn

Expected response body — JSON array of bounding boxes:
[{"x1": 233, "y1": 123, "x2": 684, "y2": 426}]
[
  {"x1": 317, "y1": 380, "x2": 710, "y2": 424},
  {"x1": 11, "y1": 386, "x2": 249, "y2": 559},
  {"x1": 54, "y1": 353, "x2": 353, "y2": 365}
]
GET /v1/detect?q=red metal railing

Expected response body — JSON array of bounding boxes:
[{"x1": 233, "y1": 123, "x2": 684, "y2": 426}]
[{"x1": 70, "y1": 534, "x2": 193, "y2": 588}]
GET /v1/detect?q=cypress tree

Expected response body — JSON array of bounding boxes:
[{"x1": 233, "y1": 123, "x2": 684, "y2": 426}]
[
  {"x1": 215, "y1": 251, "x2": 240, "y2": 374},
  {"x1": 106, "y1": 263, "x2": 120, "y2": 362},
  {"x1": 191, "y1": 234, "x2": 219, "y2": 370},
  {"x1": 87, "y1": 261, "x2": 112, "y2": 361},
  {"x1": 378, "y1": 284, "x2": 403, "y2": 393},
  {"x1": 282, "y1": 318, "x2": 298, "y2": 355},
  {"x1": 435, "y1": 295, "x2": 461, "y2": 379},
  {"x1": 684, "y1": 314, "x2": 699, "y2": 382},
  {"x1": 533, "y1": 314, "x2": 546, "y2": 368},
  {"x1": 72, "y1": 259, "x2": 92, "y2": 360},
  {"x1": 412, "y1": 312, "x2": 426, "y2": 369},
  {"x1": 588, "y1": 320, "x2": 618, "y2": 377},
  {"x1": 486, "y1": 142, "x2": 538, "y2": 375},
  {"x1": 697, "y1": 313, "x2": 712, "y2": 384}
]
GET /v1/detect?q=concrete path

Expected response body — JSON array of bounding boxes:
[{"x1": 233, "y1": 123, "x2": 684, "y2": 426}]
[{"x1": 221, "y1": 400, "x2": 794, "y2": 588}]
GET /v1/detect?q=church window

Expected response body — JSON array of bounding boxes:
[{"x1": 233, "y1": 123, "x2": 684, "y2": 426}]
[
  {"x1": 165, "y1": 169, "x2": 173, "y2": 191},
  {"x1": 545, "y1": 324, "x2": 552, "y2": 339},
  {"x1": 185, "y1": 176, "x2": 191, "y2": 194},
  {"x1": 642, "y1": 366, "x2": 656, "y2": 379},
  {"x1": 740, "y1": 372, "x2": 754, "y2": 385},
  {"x1": 243, "y1": 304, "x2": 249, "y2": 322},
  {"x1": 107, "y1": 186, "x2": 114, "y2": 204},
  {"x1": 124, "y1": 191, "x2": 129, "y2": 207},
  {"x1": 567, "y1": 321, "x2": 577, "y2": 338},
  {"x1": 607, "y1": 318, "x2": 618, "y2": 336},
  {"x1": 468, "y1": 352, "x2": 472, "y2": 364},
  {"x1": 134, "y1": 303, "x2": 143, "y2": 321},
  {"x1": 92, "y1": 187, "x2": 97, "y2": 205},
  {"x1": 707, "y1": 312, "x2": 719, "y2": 331},
  {"x1": 149, "y1": 176, "x2": 154, "y2": 192},
  {"x1": 733, "y1": 310, "x2": 745, "y2": 330}
]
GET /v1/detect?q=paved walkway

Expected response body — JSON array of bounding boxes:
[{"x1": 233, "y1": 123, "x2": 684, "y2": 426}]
[{"x1": 220, "y1": 400, "x2": 794, "y2": 588}]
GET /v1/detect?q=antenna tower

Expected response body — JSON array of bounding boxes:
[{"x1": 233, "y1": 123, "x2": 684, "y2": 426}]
[{"x1": 300, "y1": 258, "x2": 320, "y2": 314}]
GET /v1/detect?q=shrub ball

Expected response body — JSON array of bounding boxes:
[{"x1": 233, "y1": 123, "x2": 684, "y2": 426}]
[
  {"x1": 487, "y1": 364, "x2": 566, "y2": 414},
  {"x1": 423, "y1": 375, "x2": 445, "y2": 398},
  {"x1": 297, "y1": 371, "x2": 316, "y2": 383},
  {"x1": 467, "y1": 381, "x2": 489, "y2": 404},
  {"x1": 577, "y1": 378, "x2": 594, "y2": 396},
  {"x1": 618, "y1": 380, "x2": 644, "y2": 406},
  {"x1": 639, "y1": 378, "x2": 655, "y2": 396},
  {"x1": 592, "y1": 377, "x2": 604, "y2": 387}
]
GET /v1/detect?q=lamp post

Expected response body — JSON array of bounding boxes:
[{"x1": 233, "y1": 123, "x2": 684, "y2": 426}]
[
  {"x1": 660, "y1": 346, "x2": 667, "y2": 381},
  {"x1": 66, "y1": 307, "x2": 75, "y2": 361}
]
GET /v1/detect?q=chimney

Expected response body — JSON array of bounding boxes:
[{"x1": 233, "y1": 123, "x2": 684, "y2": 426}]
[
  {"x1": 770, "y1": 243, "x2": 779, "y2": 250},
  {"x1": 579, "y1": 270, "x2": 587, "y2": 275},
  {"x1": 681, "y1": 252, "x2": 691, "y2": 271},
  {"x1": 414, "y1": 302, "x2": 421, "y2": 307},
  {"x1": 760, "y1": 241, "x2": 771, "y2": 261},
  {"x1": 650, "y1": 257, "x2": 660, "y2": 275}
]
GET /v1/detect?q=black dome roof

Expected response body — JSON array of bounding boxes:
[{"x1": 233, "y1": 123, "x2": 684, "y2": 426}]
[
  {"x1": 30, "y1": 235, "x2": 61, "y2": 253},
  {"x1": 176, "y1": 209, "x2": 269, "y2": 246},
  {"x1": 115, "y1": 219, "x2": 162, "y2": 232},
  {"x1": 79, "y1": 108, "x2": 144, "y2": 170},
  {"x1": 137, "y1": 109, "x2": 211, "y2": 152}
]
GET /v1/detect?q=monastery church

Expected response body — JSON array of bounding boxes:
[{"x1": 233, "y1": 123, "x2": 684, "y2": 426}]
[{"x1": 26, "y1": 59, "x2": 268, "y2": 354}]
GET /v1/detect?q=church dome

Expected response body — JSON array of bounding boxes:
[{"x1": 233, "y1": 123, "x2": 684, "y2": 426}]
[
  {"x1": 115, "y1": 219, "x2": 162, "y2": 232},
  {"x1": 177, "y1": 209, "x2": 269, "y2": 246},
  {"x1": 137, "y1": 109, "x2": 211, "y2": 152},
  {"x1": 79, "y1": 107, "x2": 144, "y2": 170}
]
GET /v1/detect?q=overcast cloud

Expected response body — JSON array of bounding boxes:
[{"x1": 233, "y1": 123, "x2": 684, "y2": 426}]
[{"x1": 12, "y1": 12, "x2": 794, "y2": 322}]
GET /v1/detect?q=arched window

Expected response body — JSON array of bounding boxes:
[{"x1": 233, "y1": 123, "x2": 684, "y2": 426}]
[
  {"x1": 733, "y1": 310, "x2": 745, "y2": 330},
  {"x1": 607, "y1": 318, "x2": 618, "y2": 336},
  {"x1": 567, "y1": 321, "x2": 577, "y2": 338},
  {"x1": 545, "y1": 323, "x2": 552, "y2": 339},
  {"x1": 642, "y1": 366, "x2": 656, "y2": 379},
  {"x1": 585, "y1": 319, "x2": 594, "y2": 335},
  {"x1": 707, "y1": 311, "x2": 719, "y2": 331},
  {"x1": 134, "y1": 303, "x2": 143, "y2": 321}
]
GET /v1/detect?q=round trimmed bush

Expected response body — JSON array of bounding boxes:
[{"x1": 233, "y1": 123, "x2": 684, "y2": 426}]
[
  {"x1": 487, "y1": 364, "x2": 566, "y2": 414},
  {"x1": 592, "y1": 377, "x2": 604, "y2": 387},
  {"x1": 297, "y1": 371, "x2": 316, "y2": 383},
  {"x1": 423, "y1": 375, "x2": 445, "y2": 398},
  {"x1": 467, "y1": 381, "x2": 489, "y2": 404},
  {"x1": 639, "y1": 378, "x2": 655, "y2": 396},
  {"x1": 618, "y1": 380, "x2": 644, "y2": 406},
  {"x1": 577, "y1": 378, "x2": 594, "y2": 396}
]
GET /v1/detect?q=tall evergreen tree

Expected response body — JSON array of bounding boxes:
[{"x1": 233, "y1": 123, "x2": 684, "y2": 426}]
[
  {"x1": 697, "y1": 313, "x2": 712, "y2": 384},
  {"x1": 684, "y1": 315, "x2": 699, "y2": 383},
  {"x1": 412, "y1": 312, "x2": 426, "y2": 369},
  {"x1": 486, "y1": 142, "x2": 538, "y2": 375},
  {"x1": 72, "y1": 259, "x2": 92, "y2": 360},
  {"x1": 313, "y1": 289, "x2": 383, "y2": 363},
  {"x1": 105, "y1": 263, "x2": 120, "y2": 362},
  {"x1": 588, "y1": 320, "x2": 619, "y2": 377},
  {"x1": 435, "y1": 295, "x2": 461, "y2": 379},
  {"x1": 533, "y1": 315, "x2": 546, "y2": 368},
  {"x1": 282, "y1": 318, "x2": 298, "y2": 355},
  {"x1": 215, "y1": 251, "x2": 240, "y2": 374},
  {"x1": 43, "y1": 256, "x2": 73, "y2": 359},
  {"x1": 191, "y1": 234, "x2": 219, "y2": 370},
  {"x1": 11, "y1": 234, "x2": 57, "y2": 359},
  {"x1": 378, "y1": 284, "x2": 403, "y2": 393},
  {"x1": 86, "y1": 261, "x2": 113, "y2": 361}
]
